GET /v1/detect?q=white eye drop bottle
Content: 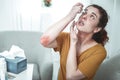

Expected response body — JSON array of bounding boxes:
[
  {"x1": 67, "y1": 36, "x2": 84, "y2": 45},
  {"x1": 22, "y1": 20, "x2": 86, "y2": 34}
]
[{"x1": 0, "y1": 58, "x2": 8, "y2": 80}]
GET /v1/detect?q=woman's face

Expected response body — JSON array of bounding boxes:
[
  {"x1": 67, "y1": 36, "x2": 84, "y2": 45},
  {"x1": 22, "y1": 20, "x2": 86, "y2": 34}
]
[{"x1": 76, "y1": 6, "x2": 101, "y2": 34}]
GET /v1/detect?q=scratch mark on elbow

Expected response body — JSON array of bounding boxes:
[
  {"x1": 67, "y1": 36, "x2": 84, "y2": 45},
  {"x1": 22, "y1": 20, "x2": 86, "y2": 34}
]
[{"x1": 40, "y1": 36, "x2": 50, "y2": 46}]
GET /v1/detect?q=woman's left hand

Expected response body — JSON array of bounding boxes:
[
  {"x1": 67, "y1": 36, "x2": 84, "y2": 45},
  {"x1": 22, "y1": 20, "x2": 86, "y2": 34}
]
[{"x1": 70, "y1": 21, "x2": 78, "y2": 44}]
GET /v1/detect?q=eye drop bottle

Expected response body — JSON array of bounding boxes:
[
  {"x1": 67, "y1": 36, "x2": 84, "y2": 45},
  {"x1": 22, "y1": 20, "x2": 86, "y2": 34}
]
[{"x1": 0, "y1": 58, "x2": 8, "y2": 80}]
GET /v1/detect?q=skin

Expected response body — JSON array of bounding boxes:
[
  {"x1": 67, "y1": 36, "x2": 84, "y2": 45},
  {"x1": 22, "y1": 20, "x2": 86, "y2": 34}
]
[
  {"x1": 40, "y1": 36, "x2": 50, "y2": 46},
  {"x1": 40, "y1": 2, "x2": 102, "y2": 80},
  {"x1": 76, "y1": 7, "x2": 101, "y2": 34}
]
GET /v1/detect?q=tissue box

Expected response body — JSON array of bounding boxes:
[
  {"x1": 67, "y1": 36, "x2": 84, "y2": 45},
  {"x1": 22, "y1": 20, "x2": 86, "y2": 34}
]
[
  {"x1": 6, "y1": 57, "x2": 27, "y2": 74},
  {"x1": 0, "y1": 56, "x2": 27, "y2": 74}
]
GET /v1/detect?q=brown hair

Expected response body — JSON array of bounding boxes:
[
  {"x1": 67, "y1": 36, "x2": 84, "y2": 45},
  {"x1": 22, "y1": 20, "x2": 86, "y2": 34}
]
[{"x1": 88, "y1": 4, "x2": 109, "y2": 46}]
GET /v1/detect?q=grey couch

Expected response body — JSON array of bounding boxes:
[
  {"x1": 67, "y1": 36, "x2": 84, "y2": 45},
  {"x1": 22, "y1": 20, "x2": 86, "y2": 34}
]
[{"x1": 0, "y1": 31, "x2": 53, "y2": 80}]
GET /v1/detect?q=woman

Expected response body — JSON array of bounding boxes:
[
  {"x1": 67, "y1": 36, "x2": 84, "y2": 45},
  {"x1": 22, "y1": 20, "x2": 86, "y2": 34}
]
[{"x1": 40, "y1": 2, "x2": 109, "y2": 80}]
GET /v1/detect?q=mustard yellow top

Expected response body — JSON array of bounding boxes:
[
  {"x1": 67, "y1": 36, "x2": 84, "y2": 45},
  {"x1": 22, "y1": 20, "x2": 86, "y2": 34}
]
[{"x1": 54, "y1": 32, "x2": 107, "y2": 80}]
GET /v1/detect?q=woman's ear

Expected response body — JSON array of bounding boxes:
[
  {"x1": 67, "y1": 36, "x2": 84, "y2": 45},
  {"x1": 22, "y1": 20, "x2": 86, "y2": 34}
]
[{"x1": 93, "y1": 27, "x2": 102, "y2": 33}]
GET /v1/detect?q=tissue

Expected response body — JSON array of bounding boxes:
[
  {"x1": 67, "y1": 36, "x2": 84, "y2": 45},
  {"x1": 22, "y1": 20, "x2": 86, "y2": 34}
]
[
  {"x1": 0, "y1": 45, "x2": 26, "y2": 59},
  {"x1": 0, "y1": 45, "x2": 27, "y2": 74}
]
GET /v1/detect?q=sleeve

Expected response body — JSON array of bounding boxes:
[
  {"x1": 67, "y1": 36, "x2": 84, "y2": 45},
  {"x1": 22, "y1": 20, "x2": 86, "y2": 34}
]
[
  {"x1": 53, "y1": 32, "x2": 69, "y2": 52},
  {"x1": 78, "y1": 49, "x2": 107, "y2": 79}
]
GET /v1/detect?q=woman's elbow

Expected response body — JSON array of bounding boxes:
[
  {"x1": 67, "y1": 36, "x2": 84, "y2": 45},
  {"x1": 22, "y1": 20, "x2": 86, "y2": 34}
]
[{"x1": 40, "y1": 35, "x2": 50, "y2": 47}]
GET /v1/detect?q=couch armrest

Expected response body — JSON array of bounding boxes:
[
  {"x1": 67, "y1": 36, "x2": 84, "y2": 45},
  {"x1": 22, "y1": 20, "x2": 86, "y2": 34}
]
[
  {"x1": 52, "y1": 61, "x2": 60, "y2": 80},
  {"x1": 39, "y1": 61, "x2": 53, "y2": 80}
]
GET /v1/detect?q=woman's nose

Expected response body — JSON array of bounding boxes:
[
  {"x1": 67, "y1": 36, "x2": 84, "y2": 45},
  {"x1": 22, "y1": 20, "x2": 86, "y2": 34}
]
[{"x1": 82, "y1": 14, "x2": 87, "y2": 20}]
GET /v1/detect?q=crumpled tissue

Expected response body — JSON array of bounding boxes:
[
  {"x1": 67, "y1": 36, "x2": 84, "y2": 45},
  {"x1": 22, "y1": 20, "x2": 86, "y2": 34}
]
[
  {"x1": 0, "y1": 45, "x2": 26, "y2": 59},
  {"x1": 0, "y1": 45, "x2": 27, "y2": 74}
]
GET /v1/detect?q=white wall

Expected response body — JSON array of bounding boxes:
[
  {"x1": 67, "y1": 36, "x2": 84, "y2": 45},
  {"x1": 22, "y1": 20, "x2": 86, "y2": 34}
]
[
  {"x1": 0, "y1": 0, "x2": 91, "y2": 32},
  {"x1": 0, "y1": 0, "x2": 17, "y2": 30},
  {"x1": 111, "y1": 0, "x2": 120, "y2": 56},
  {"x1": 0, "y1": 0, "x2": 41, "y2": 31}
]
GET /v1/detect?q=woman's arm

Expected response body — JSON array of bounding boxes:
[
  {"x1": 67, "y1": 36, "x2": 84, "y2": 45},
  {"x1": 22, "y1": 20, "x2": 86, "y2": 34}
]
[
  {"x1": 40, "y1": 3, "x2": 83, "y2": 48},
  {"x1": 66, "y1": 42, "x2": 85, "y2": 80},
  {"x1": 66, "y1": 21, "x2": 85, "y2": 80},
  {"x1": 40, "y1": 15, "x2": 73, "y2": 48}
]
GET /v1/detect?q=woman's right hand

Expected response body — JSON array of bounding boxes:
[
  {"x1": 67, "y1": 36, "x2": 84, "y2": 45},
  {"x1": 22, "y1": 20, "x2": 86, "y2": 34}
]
[{"x1": 68, "y1": 2, "x2": 83, "y2": 20}]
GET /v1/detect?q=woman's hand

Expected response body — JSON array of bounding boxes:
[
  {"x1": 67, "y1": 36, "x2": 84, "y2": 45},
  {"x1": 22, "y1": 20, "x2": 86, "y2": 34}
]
[
  {"x1": 70, "y1": 21, "x2": 78, "y2": 44},
  {"x1": 68, "y1": 2, "x2": 83, "y2": 20}
]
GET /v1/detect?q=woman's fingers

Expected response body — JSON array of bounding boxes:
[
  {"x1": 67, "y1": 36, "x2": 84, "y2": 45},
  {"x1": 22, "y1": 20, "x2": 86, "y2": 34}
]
[
  {"x1": 70, "y1": 21, "x2": 78, "y2": 43},
  {"x1": 73, "y1": 2, "x2": 84, "y2": 13},
  {"x1": 74, "y1": 2, "x2": 83, "y2": 7},
  {"x1": 70, "y1": 21, "x2": 75, "y2": 32},
  {"x1": 69, "y1": 2, "x2": 84, "y2": 20}
]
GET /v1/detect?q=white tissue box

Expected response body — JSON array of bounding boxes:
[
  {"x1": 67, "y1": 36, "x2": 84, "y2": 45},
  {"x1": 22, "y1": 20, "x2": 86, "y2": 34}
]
[{"x1": 0, "y1": 56, "x2": 27, "y2": 74}]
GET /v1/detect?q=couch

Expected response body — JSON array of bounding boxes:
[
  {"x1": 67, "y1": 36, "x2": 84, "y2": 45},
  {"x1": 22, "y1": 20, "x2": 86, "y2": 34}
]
[{"x1": 0, "y1": 31, "x2": 55, "y2": 80}]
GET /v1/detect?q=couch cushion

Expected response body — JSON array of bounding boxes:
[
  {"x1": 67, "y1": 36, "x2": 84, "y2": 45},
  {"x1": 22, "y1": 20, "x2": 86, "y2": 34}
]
[
  {"x1": 39, "y1": 61, "x2": 53, "y2": 80},
  {"x1": 0, "y1": 31, "x2": 43, "y2": 63},
  {"x1": 94, "y1": 53, "x2": 120, "y2": 80},
  {"x1": 37, "y1": 50, "x2": 53, "y2": 80},
  {"x1": 32, "y1": 63, "x2": 40, "y2": 80}
]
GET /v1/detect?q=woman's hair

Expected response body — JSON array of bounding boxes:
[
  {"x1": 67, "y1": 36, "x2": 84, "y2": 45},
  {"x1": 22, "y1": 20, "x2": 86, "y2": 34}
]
[{"x1": 88, "y1": 4, "x2": 109, "y2": 46}]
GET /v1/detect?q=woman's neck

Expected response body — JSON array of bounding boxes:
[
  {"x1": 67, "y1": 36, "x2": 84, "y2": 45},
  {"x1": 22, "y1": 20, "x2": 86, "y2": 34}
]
[
  {"x1": 76, "y1": 32, "x2": 97, "y2": 56},
  {"x1": 77, "y1": 31, "x2": 93, "y2": 46}
]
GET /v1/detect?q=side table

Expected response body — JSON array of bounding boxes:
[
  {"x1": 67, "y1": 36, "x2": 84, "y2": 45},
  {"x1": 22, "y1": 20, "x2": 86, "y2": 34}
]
[{"x1": 8, "y1": 64, "x2": 34, "y2": 80}]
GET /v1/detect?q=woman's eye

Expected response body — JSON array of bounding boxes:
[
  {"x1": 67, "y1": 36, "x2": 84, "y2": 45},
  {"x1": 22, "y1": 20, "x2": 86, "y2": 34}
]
[{"x1": 90, "y1": 15, "x2": 95, "y2": 20}]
